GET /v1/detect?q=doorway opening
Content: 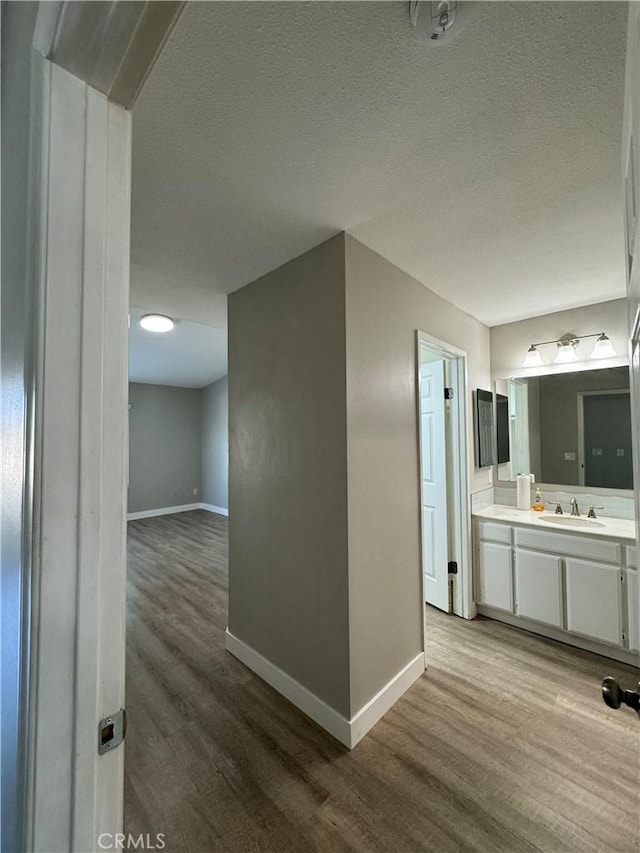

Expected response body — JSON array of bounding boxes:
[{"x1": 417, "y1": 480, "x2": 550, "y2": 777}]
[
  {"x1": 416, "y1": 331, "x2": 471, "y2": 626},
  {"x1": 577, "y1": 389, "x2": 633, "y2": 489}
]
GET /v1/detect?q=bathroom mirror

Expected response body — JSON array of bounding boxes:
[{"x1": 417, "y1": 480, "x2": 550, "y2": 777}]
[
  {"x1": 475, "y1": 389, "x2": 495, "y2": 468},
  {"x1": 495, "y1": 366, "x2": 633, "y2": 491},
  {"x1": 496, "y1": 393, "x2": 510, "y2": 464}
]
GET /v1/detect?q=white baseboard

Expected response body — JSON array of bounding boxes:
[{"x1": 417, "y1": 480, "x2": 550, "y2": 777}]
[
  {"x1": 200, "y1": 503, "x2": 229, "y2": 517},
  {"x1": 349, "y1": 652, "x2": 425, "y2": 746},
  {"x1": 127, "y1": 501, "x2": 229, "y2": 521},
  {"x1": 224, "y1": 629, "x2": 425, "y2": 749},
  {"x1": 127, "y1": 503, "x2": 202, "y2": 521}
]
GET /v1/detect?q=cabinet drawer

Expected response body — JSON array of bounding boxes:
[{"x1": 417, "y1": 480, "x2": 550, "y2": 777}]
[
  {"x1": 566, "y1": 559, "x2": 622, "y2": 646},
  {"x1": 477, "y1": 541, "x2": 513, "y2": 611},
  {"x1": 514, "y1": 527, "x2": 620, "y2": 565},
  {"x1": 514, "y1": 549, "x2": 563, "y2": 628},
  {"x1": 477, "y1": 522, "x2": 511, "y2": 545}
]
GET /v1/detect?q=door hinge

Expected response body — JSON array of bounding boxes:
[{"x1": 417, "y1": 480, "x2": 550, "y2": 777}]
[
  {"x1": 98, "y1": 708, "x2": 127, "y2": 755},
  {"x1": 448, "y1": 561, "x2": 458, "y2": 574},
  {"x1": 444, "y1": 387, "x2": 454, "y2": 400}
]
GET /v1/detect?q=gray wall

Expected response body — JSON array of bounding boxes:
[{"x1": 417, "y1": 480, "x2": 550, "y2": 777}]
[
  {"x1": 227, "y1": 233, "x2": 492, "y2": 721},
  {"x1": 537, "y1": 367, "x2": 630, "y2": 485},
  {"x1": 1, "y1": 5, "x2": 38, "y2": 850},
  {"x1": 128, "y1": 383, "x2": 202, "y2": 513},
  {"x1": 202, "y1": 375, "x2": 229, "y2": 510},
  {"x1": 344, "y1": 235, "x2": 492, "y2": 712},
  {"x1": 228, "y1": 234, "x2": 351, "y2": 717}
]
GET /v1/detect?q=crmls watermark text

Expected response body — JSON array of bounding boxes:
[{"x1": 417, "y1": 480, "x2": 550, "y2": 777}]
[{"x1": 98, "y1": 833, "x2": 166, "y2": 850}]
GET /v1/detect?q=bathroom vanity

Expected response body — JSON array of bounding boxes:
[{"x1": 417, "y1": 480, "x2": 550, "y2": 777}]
[{"x1": 473, "y1": 505, "x2": 638, "y2": 664}]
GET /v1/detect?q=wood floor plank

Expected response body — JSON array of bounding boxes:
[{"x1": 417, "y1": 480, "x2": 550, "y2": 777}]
[{"x1": 125, "y1": 511, "x2": 640, "y2": 852}]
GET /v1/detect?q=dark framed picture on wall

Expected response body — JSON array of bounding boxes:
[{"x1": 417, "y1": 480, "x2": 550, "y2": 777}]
[{"x1": 475, "y1": 388, "x2": 495, "y2": 468}]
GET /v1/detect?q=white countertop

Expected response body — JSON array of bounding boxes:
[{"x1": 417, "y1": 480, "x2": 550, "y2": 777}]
[{"x1": 473, "y1": 504, "x2": 637, "y2": 543}]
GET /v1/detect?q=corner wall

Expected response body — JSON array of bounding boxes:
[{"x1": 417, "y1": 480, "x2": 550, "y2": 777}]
[
  {"x1": 128, "y1": 383, "x2": 202, "y2": 513},
  {"x1": 201, "y1": 375, "x2": 229, "y2": 511},
  {"x1": 344, "y1": 235, "x2": 492, "y2": 712},
  {"x1": 227, "y1": 232, "x2": 493, "y2": 744},
  {"x1": 227, "y1": 234, "x2": 351, "y2": 718}
]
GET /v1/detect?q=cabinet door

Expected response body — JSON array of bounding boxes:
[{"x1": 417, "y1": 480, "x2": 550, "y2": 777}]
[
  {"x1": 627, "y1": 570, "x2": 639, "y2": 651},
  {"x1": 514, "y1": 549, "x2": 563, "y2": 627},
  {"x1": 566, "y1": 559, "x2": 622, "y2": 646},
  {"x1": 478, "y1": 541, "x2": 513, "y2": 611}
]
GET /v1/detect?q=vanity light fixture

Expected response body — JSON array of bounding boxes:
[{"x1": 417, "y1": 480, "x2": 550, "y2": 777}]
[
  {"x1": 139, "y1": 313, "x2": 174, "y2": 333},
  {"x1": 521, "y1": 331, "x2": 617, "y2": 367},
  {"x1": 553, "y1": 334, "x2": 579, "y2": 364},
  {"x1": 522, "y1": 345, "x2": 543, "y2": 368},
  {"x1": 591, "y1": 332, "x2": 616, "y2": 359}
]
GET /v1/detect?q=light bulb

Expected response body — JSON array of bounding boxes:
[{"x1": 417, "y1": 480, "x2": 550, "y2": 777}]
[
  {"x1": 522, "y1": 345, "x2": 543, "y2": 368},
  {"x1": 591, "y1": 333, "x2": 616, "y2": 359},
  {"x1": 554, "y1": 341, "x2": 578, "y2": 364}
]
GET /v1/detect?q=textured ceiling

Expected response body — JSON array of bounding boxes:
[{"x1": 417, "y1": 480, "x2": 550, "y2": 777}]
[
  {"x1": 131, "y1": 1, "x2": 628, "y2": 328},
  {"x1": 128, "y1": 307, "x2": 227, "y2": 388}
]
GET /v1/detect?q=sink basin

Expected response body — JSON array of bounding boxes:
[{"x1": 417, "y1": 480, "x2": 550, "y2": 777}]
[{"x1": 537, "y1": 515, "x2": 605, "y2": 529}]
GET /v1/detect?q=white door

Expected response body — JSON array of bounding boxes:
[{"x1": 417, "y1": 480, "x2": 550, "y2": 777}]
[{"x1": 420, "y1": 356, "x2": 449, "y2": 612}]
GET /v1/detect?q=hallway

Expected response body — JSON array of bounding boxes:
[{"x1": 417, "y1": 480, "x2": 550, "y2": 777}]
[{"x1": 124, "y1": 511, "x2": 639, "y2": 852}]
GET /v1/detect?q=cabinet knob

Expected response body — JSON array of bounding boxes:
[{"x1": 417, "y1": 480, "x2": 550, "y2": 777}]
[{"x1": 602, "y1": 677, "x2": 640, "y2": 716}]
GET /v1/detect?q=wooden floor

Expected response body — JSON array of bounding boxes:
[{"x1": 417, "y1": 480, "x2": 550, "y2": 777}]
[{"x1": 125, "y1": 511, "x2": 640, "y2": 853}]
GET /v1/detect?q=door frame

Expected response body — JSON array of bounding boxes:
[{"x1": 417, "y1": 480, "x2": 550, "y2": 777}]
[
  {"x1": 577, "y1": 389, "x2": 630, "y2": 486},
  {"x1": 4, "y1": 4, "x2": 182, "y2": 850},
  {"x1": 416, "y1": 331, "x2": 472, "y2": 625}
]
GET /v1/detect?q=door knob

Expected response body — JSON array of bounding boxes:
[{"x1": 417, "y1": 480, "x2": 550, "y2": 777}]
[{"x1": 602, "y1": 677, "x2": 640, "y2": 716}]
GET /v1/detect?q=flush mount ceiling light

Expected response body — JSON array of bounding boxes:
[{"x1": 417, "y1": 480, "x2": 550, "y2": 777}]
[
  {"x1": 521, "y1": 331, "x2": 617, "y2": 368},
  {"x1": 139, "y1": 314, "x2": 174, "y2": 333}
]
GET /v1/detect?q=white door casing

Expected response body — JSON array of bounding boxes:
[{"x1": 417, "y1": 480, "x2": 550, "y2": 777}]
[
  {"x1": 26, "y1": 59, "x2": 131, "y2": 852},
  {"x1": 622, "y1": 2, "x2": 640, "y2": 660},
  {"x1": 419, "y1": 356, "x2": 449, "y2": 612},
  {"x1": 17, "y1": 5, "x2": 183, "y2": 849}
]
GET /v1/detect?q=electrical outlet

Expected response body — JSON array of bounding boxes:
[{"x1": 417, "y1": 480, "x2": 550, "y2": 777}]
[{"x1": 193, "y1": 488, "x2": 199, "y2": 496}]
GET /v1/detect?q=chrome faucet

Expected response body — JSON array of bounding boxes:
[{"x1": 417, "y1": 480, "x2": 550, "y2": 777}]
[
  {"x1": 570, "y1": 497, "x2": 580, "y2": 517},
  {"x1": 588, "y1": 505, "x2": 604, "y2": 519}
]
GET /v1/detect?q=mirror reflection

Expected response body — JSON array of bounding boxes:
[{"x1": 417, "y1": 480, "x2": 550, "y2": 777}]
[{"x1": 496, "y1": 366, "x2": 632, "y2": 490}]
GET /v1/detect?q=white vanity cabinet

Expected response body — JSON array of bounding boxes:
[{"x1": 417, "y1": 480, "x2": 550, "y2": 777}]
[
  {"x1": 473, "y1": 510, "x2": 638, "y2": 664},
  {"x1": 477, "y1": 541, "x2": 513, "y2": 611},
  {"x1": 565, "y1": 559, "x2": 622, "y2": 646},
  {"x1": 514, "y1": 549, "x2": 563, "y2": 627}
]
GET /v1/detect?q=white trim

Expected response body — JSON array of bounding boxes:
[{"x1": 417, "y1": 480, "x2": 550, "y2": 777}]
[
  {"x1": 127, "y1": 502, "x2": 229, "y2": 521},
  {"x1": 27, "y1": 61, "x2": 131, "y2": 851},
  {"x1": 127, "y1": 503, "x2": 202, "y2": 521},
  {"x1": 348, "y1": 653, "x2": 426, "y2": 747},
  {"x1": 416, "y1": 331, "x2": 472, "y2": 623},
  {"x1": 200, "y1": 503, "x2": 229, "y2": 517},
  {"x1": 224, "y1": 630, "x2": 424, "y2": 749}
]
